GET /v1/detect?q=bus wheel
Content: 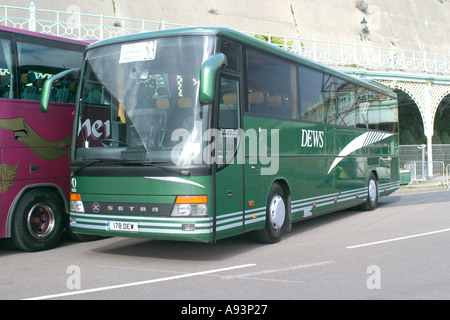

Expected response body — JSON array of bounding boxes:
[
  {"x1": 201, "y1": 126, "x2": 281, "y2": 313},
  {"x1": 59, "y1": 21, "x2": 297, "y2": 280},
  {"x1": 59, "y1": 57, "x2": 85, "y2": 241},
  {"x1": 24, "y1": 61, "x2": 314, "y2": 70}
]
[
  {"x1": 11, "y1": 189, "x2": 64, "y2": 252},
  {"x1": 256, "y1": 183, "x2": 287, "y2": 244},
  {"x1": 360, "y1": 173, "x2": 378, "y2": 211}
]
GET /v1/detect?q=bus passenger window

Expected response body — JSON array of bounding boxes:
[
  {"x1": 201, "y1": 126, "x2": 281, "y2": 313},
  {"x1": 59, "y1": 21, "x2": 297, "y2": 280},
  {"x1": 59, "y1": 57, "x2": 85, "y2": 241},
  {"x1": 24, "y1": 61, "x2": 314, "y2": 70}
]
[
  {"x1": 335, "y1": 81, "x2": 356, "y2": 127},
  {"x1": 356, "y1": 86, "x2": 370, "y2": 129},
  {"x1": 246, "y1": 48, "x2": 293, "y2": 119},
  {"x1": 379, "y1": 95, "x2": 398, "y2": 133},
  {"x1": 298, "y1": 67, "x2": 325, "y2": 123},
  {"x1": 367, "y1": 89, "x2": 382, "y2": 131},
  {"x1": 18, "y1": 41, "x2": 84, "y2": 102},
  {"x1": 0, "y1": 39, "x2": 13, "y2": 99}
]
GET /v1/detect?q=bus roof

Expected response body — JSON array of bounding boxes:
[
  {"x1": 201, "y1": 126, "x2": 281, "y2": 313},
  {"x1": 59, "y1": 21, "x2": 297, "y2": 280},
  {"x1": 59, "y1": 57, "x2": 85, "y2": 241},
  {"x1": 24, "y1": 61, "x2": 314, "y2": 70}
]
[
  {"x1": 0, "y1": 25, "x2": 92, "y2": 46},
  {"x1": 88, "y1": 27, "x2": 396, "y2": 98}
]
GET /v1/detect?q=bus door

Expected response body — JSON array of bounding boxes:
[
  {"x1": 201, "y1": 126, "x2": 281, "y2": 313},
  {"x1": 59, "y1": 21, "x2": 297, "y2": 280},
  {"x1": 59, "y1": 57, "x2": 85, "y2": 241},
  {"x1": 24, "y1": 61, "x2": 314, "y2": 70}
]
[{"x1": 213, "y1": 75, "x2": 245, "y2": 240}]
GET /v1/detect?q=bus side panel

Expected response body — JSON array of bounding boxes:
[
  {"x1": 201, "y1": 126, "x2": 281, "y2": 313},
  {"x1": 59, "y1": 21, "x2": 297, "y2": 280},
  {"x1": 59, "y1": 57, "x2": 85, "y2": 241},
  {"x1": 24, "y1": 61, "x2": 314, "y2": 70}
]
[
  {"x1": 0, "y1": 148, "x2": 3, "y2": 237},
  {"x1": 0, "y1": 99, "x2": 73, "y2": 238},
  {"x1": 378, "y1": 134, "x2": 400, "y2": 196},
  {"x1": 241, "y1": 116, "x2": 281, "y2": 233},
  {"x1": 329, "y1": 126, "x2": 399, "y2": 205},
  {"x1": 214, "y1": 164, "x2": 246, "y2": 241},
  {"x1": 327, "y1": 125, "x2": 367, "y2": 203},
  {"x1": 242, "y1": 116, "x2": 399, "y2": 227}
]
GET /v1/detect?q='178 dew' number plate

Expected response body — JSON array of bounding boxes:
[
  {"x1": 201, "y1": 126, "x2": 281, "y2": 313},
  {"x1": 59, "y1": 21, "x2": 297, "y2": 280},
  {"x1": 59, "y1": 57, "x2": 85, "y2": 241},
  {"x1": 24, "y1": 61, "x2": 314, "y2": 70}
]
[{"x1": 107, "y1": 221, "x2": 138, "y2": 232}]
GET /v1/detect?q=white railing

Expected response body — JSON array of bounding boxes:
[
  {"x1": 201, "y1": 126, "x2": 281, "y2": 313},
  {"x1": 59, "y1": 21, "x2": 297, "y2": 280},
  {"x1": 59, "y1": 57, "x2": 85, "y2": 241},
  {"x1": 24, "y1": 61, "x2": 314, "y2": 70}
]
[
  {"x1": 0, "y1": 3, "x2": 189, "y2": 40},
  {"x1": 406, "y1": 161, "x2": 447, "y2": 185},
  {"x1": 286, "y1": 39, "x2": 450, "y2": 75},
  {"x1": 1, "y1": 3, "x2": 450, "y2": 75}
]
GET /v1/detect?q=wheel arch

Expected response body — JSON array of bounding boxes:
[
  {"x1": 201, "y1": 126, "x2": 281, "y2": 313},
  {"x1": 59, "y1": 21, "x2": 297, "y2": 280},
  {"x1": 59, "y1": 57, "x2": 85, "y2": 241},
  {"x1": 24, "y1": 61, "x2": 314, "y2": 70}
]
[
  {"x1": 370, "y1": 169, "x2": 379, "y2": 181},
  {"x1": 270, "y1": 178, "x2": 292, "y2": 232},
  {"x1": 5, "y1": 183, "x2": 68, "y2": 238}
]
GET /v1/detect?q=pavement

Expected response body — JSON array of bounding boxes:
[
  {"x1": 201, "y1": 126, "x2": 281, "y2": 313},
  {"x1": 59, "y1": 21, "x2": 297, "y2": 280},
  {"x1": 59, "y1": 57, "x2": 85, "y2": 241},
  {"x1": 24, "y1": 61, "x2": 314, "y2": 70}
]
[{"x1": 394, "y1": 180, "x2": 450, "y2": 195}]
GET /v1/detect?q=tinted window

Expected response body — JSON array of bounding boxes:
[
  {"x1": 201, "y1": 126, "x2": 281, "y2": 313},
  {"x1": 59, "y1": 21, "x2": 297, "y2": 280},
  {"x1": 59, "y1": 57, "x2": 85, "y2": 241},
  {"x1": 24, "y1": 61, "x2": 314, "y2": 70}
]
[
  {"x1": 246, "y1": 48, "x2": 296, "y2": 119},
  {"x1": 356, "y1": 86, "x2": 370, "y2": 129},
  {"x1": 356, "y1": 87, "x2": 398, "y2": 132},
  {"x1": 17, "y1": 41, "x2": 83, "y2": 102},
  {"x1": 298, "y1": 66, "x2": 327, "y2": 123},
  {"x1": 217, "y1": 76, "x2": 240, "y2": 166},
  {"x1": 369, "y1": 92, "x2": 398, "y2": 133},
  {"x1": 335, "y1": 81, "x2": 356, "y2": 127},
  {"x1": 220, "y1": 38, "x2": 241, "y2": 72},
  {"x1": 243, "y1": 47, "x2": 397, "y2": 132},
  {"x1": 0, "y1": 37, "x2": 13, "y2": 99}
]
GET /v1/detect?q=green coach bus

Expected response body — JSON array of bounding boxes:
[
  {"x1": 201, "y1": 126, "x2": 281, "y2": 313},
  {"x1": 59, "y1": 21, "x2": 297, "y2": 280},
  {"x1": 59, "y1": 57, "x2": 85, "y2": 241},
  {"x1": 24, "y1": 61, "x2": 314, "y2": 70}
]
[{"x1": 41, "y1": 27, "x2": 399, "y2": 244}]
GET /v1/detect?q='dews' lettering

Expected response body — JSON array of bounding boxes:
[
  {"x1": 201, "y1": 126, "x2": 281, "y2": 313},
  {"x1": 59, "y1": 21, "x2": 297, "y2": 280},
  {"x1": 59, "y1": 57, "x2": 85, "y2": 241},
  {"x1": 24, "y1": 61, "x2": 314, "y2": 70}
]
[{"x1": 301, "y1": 129, "x2": 324, "y2": 148}]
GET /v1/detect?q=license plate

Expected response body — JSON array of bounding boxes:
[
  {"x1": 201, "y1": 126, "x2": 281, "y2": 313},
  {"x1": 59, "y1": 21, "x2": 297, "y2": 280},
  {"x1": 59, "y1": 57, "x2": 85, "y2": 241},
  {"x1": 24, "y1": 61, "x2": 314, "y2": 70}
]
[{"x1": 107, "y1": 221, "x2": 138, "y2": 232}]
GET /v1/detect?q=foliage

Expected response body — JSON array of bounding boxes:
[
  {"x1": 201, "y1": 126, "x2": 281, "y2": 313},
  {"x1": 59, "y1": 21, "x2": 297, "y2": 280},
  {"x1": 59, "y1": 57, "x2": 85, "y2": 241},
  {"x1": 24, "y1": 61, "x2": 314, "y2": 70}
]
[
  {"x1": 253, "y1": 33, "x2": 294, "y2": 50},
  {"x1": 355, "y1": 0, "x2": 369, "y2": 13}
]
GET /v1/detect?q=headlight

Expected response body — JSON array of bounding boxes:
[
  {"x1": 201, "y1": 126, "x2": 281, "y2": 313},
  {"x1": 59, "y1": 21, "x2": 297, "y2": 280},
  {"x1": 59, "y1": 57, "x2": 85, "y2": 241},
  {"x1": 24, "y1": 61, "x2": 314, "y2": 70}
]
[{"x1": 171, "y1": 195, "x2": 207, "y2": 217}]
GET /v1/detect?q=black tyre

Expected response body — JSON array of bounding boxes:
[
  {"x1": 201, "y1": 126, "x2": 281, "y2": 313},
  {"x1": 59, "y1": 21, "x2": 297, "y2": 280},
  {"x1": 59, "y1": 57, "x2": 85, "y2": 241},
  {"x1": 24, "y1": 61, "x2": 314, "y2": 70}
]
[
  {"x1": 256, "y1": 183, "x2": 287, "y2": 244},
  {"x1": 360, "y1": 173, "x2": 378, "y2": 211},
  {"x1": 11, "y1": 189, "x2": 64, "y2": 252}
]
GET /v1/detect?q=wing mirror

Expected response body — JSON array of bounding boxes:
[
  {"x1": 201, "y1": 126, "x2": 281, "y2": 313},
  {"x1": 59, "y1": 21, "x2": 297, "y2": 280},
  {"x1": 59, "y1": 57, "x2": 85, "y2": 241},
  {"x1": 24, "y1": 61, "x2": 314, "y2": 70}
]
[
  {"x1": 40, "y1": 68, "x2": 80, "y2": 113},
  {"x1": 199, "y1": 53, "x2": 227, "y2": 105}
]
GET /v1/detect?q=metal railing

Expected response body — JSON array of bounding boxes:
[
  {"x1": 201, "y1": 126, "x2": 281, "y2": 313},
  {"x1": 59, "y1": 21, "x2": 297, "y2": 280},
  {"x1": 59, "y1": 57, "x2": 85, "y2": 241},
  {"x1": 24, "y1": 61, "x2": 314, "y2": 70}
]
[
  {"x1": 446, "y1": 164, "x2": 450, "y2": 190},
  {"x1": 1, "y1": 3, "x2": 450, "y2": 75},
  {"x1": 0, "y1": 3, "x2": 189, "y2": 40},
  {"x1": 405, "y1": 161, "x2": 447, "y2": 185}
]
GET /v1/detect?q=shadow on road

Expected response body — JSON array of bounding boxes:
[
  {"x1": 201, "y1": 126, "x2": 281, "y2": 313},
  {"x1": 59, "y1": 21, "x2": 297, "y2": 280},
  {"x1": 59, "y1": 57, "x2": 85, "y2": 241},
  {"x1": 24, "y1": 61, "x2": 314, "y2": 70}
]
[
  {"x1": 2, "y1": 191, "x2": 446, "y2": 259},
  {"x1": 91, "y1": 233, "x2": 263, "y2": 262},
  {"x1": 86, "y1": 191, "x2": 450, "y2": 261}
]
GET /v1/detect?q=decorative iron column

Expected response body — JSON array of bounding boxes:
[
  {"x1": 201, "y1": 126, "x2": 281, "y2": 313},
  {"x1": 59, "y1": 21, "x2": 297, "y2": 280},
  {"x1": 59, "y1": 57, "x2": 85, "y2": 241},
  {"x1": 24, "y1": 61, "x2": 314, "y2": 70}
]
[
  {"x1": 378, "y1": 79, "x2": 450, "y2": 179},
  {"x1": 424, "y1": 80, "x2": 433, "y2": 177}
]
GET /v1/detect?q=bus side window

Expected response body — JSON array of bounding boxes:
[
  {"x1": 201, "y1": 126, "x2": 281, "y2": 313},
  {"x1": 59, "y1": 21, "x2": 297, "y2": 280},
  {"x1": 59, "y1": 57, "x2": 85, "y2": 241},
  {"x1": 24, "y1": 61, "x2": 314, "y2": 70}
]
[
  {"x1": 246, "y1": 48, "x2": 294, "y2": 119},
  {"x1": 219, "y1": 38, "x2": 241, "y2": 72},
  {"x1": 0, "y1": 38, "x2": 14, "y2": 99},
  {"x1": 17, "y1": 40, "x2": 84, "y2": 103},
  {"x1": 218, "y1": 76, "x2": 240, "y2": 166},
  {"x1": 298, "y1": 66, "x2": 325, "y2": 123},
  {"x1": 218, "y1": 76, "x2": 240, "y2": 130},
  {"x1": 356, "y1": 86, "x2": 370, "y2": 129}
]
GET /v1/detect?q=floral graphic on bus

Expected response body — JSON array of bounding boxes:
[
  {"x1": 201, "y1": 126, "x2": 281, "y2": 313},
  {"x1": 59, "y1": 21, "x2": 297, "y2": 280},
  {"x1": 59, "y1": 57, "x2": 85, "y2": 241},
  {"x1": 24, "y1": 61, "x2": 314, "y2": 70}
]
[
  {"x1": 0, "y1": 117, "x2": 71, "y2": 194},
  {"x1": 0, "y1": 162, "x2": 18, "y2": 193},
  {"x1": 0, "y1": 117, "x2": 71, "y2": 160}
]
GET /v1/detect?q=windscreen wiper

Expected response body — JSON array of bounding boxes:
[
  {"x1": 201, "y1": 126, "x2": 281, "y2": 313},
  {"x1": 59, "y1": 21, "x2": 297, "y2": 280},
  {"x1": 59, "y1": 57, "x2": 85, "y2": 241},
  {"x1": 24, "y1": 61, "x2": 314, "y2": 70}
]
[
  {"x1": 72, "y1": 159, "x2": 190, "y2": 176},
  {"x1": 71, "y1": 159, "x2": 110, "y2": 175}
]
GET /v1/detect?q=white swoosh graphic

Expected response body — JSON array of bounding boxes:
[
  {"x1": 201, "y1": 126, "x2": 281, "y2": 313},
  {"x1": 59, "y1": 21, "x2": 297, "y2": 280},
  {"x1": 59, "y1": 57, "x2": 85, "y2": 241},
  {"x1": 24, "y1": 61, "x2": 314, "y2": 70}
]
[
  {"x1": 327, "y1": 131, "x2": 394, "y2": 175},
  {"x1": 144, "y1": 176, "x2": 205, "y2": 189}
]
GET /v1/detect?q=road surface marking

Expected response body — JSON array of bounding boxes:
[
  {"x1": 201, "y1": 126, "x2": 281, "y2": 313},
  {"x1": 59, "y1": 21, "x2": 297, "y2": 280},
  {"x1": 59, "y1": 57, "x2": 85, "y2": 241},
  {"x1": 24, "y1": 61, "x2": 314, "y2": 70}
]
[
  {"x1": 23, "y1": 263, "x2": 256, "y2": 300},
  {"x1": 222, "y1": 260, "x2": 334, "y2": 280},
  {"x1": 347, "y1": 228, "x2": 450, "y2": 249}
]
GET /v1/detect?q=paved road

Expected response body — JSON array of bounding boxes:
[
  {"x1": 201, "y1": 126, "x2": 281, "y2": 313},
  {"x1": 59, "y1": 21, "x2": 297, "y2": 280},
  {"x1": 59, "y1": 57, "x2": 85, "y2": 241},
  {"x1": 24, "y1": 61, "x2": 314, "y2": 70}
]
[{"x1": 1, "y1": 191, "x2": 449, "y2": 302}]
